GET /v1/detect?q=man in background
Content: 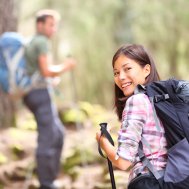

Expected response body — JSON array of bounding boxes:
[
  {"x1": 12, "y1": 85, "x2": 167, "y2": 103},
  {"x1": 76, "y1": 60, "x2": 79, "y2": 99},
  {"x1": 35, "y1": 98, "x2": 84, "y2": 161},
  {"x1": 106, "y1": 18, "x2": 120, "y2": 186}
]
[{"x1": 23, "y1": 9, "x2": 76, "y2": 189}]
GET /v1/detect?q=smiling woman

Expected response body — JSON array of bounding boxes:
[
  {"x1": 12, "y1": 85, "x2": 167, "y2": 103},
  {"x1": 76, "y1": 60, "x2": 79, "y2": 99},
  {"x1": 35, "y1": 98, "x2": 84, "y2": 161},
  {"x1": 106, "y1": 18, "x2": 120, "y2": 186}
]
[
  {"x1": 96, "y1": 44, "x2": 167, "y2": 189},
  {"x1": 112, "y1": 44, "x2": 160, "y2": 120}
]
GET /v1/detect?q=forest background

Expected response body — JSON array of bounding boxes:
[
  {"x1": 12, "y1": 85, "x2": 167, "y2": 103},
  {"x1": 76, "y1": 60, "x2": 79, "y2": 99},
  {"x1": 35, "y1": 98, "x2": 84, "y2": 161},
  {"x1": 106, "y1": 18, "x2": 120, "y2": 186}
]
[
  {"x1": 14, "y1": 0, "x2": 189, "y2": 108},
  {"x1": 1, "y1": 0, "x2": 189, "y2": 115},
  {"x1": 0, "y1": 0, "x2": 189, "y2": 188}
]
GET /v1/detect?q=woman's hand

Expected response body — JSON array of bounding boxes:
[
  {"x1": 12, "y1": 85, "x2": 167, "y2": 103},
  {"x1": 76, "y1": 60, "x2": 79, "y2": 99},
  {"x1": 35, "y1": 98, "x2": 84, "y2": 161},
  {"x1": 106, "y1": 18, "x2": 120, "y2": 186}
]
[
  {"x1": 96, "y1": 131, "x2": 106, "y2": 149},
  {"x1": 96, "y1": 125, "x2": 132, "y2": 170},
  {"x1": 96, "y1": 131, "x2": 101, "y2": 142},
  {"x1": 96, "y1": 125, "x2": 111, "y2": 149}
]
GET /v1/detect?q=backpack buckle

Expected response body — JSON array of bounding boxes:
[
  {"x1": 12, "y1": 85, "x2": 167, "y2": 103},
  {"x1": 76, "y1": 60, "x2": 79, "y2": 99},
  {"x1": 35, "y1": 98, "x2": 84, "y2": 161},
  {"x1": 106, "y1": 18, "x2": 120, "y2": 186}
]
[{"x1": 154, "y1": 94, "x2": 169, "y2": 102}]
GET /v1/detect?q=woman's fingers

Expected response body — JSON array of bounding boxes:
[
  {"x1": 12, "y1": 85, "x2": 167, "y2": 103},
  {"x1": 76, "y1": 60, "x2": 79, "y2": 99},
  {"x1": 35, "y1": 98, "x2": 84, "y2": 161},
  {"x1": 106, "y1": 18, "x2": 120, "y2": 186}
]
[{"x1": 96, "y1": 132, "x2": 101, "y2": 141}]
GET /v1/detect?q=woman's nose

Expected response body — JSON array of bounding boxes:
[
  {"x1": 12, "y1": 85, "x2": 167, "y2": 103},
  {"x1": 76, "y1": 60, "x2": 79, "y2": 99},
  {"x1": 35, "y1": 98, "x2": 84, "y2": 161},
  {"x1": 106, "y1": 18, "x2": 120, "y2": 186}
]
[{"x1": 119, "y1": 70, "x2": 126, "y2": 80}]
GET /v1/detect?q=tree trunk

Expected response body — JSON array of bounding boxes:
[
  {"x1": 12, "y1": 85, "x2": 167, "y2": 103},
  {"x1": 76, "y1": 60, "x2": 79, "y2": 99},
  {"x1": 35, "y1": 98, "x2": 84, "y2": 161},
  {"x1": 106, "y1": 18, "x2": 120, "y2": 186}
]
[
  {"x1": 0, "y1": 0, "x2": 18, "y2": 128},
  {"x1": 0, "y1": 0, "x2": 18, "y2": 33}
]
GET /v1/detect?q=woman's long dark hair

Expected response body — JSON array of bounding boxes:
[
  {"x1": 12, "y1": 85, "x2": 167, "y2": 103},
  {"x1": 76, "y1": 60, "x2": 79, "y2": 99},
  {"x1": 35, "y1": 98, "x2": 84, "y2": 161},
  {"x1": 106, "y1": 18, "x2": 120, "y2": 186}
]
[{"x1": 112, "y1": 44, "x2": 160, "y2": 120}]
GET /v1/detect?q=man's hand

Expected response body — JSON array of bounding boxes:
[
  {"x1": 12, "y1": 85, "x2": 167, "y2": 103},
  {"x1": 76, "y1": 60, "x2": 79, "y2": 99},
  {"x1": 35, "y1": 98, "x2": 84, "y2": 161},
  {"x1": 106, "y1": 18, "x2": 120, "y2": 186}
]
[
  {"x1": 39, "y1": 54, "x2": 77, "y2": 77},
  {"x1": 51, "y1": 76, "x2": 61, "y2": 87},
  {"x1": 63, "y1": 57, "x2": 76, "y2": 71}
]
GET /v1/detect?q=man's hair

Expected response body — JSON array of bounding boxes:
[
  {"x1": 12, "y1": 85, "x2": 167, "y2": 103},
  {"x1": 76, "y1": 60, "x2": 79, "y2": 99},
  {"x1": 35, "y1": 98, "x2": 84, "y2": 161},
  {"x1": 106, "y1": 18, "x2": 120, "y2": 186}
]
[{"x1": 36, "y1": 9, "x2": 60, "y2": 23}]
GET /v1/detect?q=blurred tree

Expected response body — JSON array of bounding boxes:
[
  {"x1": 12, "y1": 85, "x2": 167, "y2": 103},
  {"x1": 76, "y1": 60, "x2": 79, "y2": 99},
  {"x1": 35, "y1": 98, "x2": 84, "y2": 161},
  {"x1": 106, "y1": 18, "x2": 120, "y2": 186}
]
[
  {"x1": 55, "y1": 0, "x2": 125, "y2": 108},
  {"x1": 18, "y1": 0, "x2": 189, "y2": 109},
  {"x1": 116, "y1": 0, "x2": 189, "y2": 79},
  {"x1": 0, "y1": 0, "x2": 18, "y2": 33},
  {"x1": 0, "y1": 0, "x2": 18, "y2": 128},
  {"x1": 19, "y1": 0, "x2": 123, "y2": 108}
]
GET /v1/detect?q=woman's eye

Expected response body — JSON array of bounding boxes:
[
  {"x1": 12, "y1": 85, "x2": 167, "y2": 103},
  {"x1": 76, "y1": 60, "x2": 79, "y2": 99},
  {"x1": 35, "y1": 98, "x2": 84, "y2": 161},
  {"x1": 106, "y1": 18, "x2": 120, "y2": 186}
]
[
  {"x1": 114, "y1": 72, "x2": 119, "y2": 76},
  {"x1": 124, "y1": 67, "x2": 132, "y2": 72}
]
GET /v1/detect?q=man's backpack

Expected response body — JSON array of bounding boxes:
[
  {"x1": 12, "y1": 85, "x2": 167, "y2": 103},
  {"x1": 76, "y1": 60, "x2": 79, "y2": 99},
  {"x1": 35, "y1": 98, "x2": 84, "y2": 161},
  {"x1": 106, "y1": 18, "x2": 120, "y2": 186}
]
[
  {"x1": 0, "y1": 32, "x2": 32, "y2": 97},
  {"x1": 137, "y1": 78, "x2": 189, "y2": 189}
]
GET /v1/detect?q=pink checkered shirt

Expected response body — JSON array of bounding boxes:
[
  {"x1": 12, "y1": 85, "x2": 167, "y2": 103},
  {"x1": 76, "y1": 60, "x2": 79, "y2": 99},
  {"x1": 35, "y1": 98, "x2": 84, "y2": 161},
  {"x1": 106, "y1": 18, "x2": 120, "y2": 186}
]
[{"x1": 116, "y1": 93, "x2": 167, "y2": 183}]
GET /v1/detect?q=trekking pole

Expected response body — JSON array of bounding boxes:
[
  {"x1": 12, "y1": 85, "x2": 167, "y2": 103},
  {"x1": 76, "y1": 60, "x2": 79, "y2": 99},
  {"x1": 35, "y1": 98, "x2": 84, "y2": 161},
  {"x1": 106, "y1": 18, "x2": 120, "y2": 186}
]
[{"x1": 98, "y1": 122, "x2": 116, "y2": 189}]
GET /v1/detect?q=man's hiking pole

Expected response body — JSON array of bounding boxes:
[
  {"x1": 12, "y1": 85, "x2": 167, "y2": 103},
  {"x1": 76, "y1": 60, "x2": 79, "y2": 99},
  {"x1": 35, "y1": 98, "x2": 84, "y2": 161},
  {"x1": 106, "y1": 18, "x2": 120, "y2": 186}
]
[{"x1": 98, "y1": 122, "x2": 116, "y2": 189}]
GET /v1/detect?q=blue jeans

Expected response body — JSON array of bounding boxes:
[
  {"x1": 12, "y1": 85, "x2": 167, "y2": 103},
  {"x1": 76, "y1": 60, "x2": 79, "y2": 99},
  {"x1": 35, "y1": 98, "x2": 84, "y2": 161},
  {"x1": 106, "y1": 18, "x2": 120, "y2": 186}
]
[{"x1": 23, "y1": 88, "x2": 64, "y2": 189}]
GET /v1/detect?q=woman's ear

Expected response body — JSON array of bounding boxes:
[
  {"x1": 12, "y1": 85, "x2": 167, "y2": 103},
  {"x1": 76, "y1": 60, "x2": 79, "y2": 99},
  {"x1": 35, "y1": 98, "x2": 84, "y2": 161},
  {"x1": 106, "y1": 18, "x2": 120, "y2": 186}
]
[{"x1": 144, "y1": 64, "x2": 151, "y2": 78}]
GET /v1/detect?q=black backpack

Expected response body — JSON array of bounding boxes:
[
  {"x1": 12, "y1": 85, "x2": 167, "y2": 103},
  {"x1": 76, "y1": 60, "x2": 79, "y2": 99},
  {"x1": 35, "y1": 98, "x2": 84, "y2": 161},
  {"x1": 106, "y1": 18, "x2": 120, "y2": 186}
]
[
  {"x1": 137, "y1": 78, "x2": 189, "y2": 189},
  {"x1": 98, "y1": 78, "x2": 189, "y2": 189}
]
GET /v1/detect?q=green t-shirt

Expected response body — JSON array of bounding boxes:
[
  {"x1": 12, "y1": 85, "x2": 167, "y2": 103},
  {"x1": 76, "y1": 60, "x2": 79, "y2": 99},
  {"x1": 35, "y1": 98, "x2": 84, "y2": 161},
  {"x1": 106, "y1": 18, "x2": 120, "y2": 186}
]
[
  {"x1": 25, "y1": 34, "x2": 51, "y2": 90},
  {"x1": 25, "y1": 34, "x2": 49, "y2": 75}
]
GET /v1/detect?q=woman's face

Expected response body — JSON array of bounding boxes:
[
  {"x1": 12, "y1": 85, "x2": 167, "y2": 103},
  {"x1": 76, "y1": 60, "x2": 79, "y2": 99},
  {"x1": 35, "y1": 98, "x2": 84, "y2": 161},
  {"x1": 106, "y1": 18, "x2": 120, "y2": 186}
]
[{"x1": 113, "y1": 55, "x2": 150, "y2": 97}]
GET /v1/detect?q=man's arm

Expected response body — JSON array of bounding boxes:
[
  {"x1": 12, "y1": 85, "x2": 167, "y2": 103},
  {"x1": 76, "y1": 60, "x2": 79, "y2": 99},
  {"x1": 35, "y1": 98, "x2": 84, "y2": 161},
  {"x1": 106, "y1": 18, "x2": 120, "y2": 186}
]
[{"x1": 38, "y1": 54, "x2": 76, "y2": 77}]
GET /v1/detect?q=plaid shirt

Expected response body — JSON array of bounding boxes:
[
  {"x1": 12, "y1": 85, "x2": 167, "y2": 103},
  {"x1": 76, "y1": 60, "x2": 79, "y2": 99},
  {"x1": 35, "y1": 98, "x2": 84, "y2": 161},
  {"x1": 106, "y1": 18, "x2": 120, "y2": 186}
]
[{"x1": 116, "y1": 93, "x2": 167, "y2": 183}]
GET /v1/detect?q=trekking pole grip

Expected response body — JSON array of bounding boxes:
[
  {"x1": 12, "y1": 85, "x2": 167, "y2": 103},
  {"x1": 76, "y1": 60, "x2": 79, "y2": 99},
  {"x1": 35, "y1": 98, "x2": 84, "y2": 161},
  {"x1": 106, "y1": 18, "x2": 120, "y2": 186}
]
[{"x1": 99, "y1": 122, "x2": 114, "y2": 146}]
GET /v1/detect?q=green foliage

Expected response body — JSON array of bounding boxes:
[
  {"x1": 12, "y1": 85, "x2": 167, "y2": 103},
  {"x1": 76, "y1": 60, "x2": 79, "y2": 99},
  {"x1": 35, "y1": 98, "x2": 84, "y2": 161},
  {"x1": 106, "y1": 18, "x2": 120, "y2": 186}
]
[
  {"x1": 59, "y1": 101, "x2": 114, "y2": 127},
  {"x1": 94, "y1": 182, "x2": 112, "y2": 189},
  {"x1": 60, "y1": 108, "x2": 87, "y2": 124},
  {"x1": 78, "y1": 101, "x2": 95, "y2": 117},
  {"x1": 0, "y1": 153, "x2": 7, "y2": 165},
  {"x1": 17, "y1": 118, "x2": 37, "y2": 131},
  {"x1": 115, "y1": 0, "x2": 189, "y2": 79},
  {"x1": 11, "y1": 144, "x2": 25, "y2": 159},
  {"x1": 62, "y1": 147, "x2": 100, "y2": 175},
  {"x1": 18, "y1": 0, "x2": 189, "y2": 108}
]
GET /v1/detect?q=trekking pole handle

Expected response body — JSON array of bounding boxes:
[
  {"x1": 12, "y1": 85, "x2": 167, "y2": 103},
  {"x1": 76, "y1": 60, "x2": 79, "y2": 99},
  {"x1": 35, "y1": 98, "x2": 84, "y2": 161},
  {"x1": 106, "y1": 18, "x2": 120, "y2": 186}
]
[
  {"x1": 99, "y1": 122, "x2": 108, "y2": 130},
  {"x1": 99, "y1": 122, "x2": 114, "y2": 146}
]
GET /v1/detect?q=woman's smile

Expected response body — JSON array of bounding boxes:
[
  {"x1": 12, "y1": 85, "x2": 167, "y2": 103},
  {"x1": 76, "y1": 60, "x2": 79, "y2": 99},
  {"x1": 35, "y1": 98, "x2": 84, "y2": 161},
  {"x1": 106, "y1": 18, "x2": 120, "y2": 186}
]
[{"x1": 121, "y1": 82, "x2": 132, "y2": 89}]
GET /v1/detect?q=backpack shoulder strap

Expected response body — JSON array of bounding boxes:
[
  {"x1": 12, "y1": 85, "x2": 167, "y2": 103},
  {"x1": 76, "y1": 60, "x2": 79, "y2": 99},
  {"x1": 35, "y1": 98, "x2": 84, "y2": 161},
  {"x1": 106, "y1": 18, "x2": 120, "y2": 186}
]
[
  {"x1": 164, "y1": 79, "x2": 178, "y2": 102},
  {"x1": 135, "y1": 84, "x2": 163, "y2": 132},
  {"x1": 134, "y1": 84, "x2": 146, "y2": 94},
  {"x1": 138, "y1": 142, "x2": 164, "y2": 188}
]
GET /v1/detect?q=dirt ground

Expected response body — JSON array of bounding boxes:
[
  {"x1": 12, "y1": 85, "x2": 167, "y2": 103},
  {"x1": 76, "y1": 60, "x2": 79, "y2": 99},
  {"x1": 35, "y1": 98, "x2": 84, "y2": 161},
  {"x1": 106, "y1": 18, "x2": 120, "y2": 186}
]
[{"x1": 0, "y1": 111, "x2": 128, "y2": 189}]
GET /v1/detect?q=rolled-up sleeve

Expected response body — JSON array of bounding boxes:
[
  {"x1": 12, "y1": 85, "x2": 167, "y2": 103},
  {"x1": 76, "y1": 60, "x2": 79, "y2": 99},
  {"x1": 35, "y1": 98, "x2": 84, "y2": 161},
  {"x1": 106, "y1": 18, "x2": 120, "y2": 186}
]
[{"x1": 117, "y1": 94, "x2": 148, "y2": 162}]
